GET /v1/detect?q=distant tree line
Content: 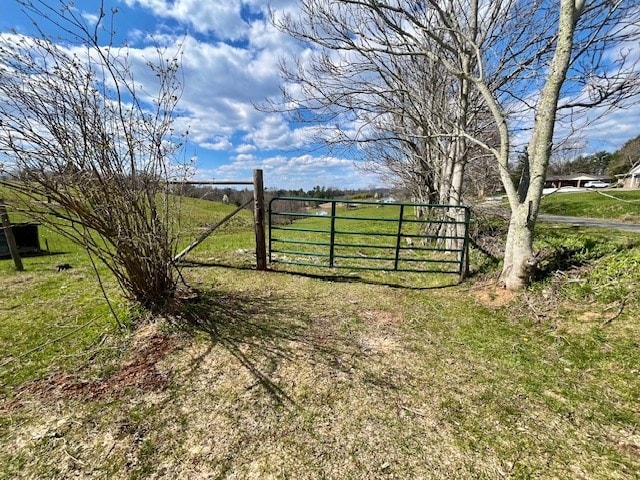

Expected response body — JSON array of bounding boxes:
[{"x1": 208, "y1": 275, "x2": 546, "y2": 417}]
[
  {"x1": 548, "y1": 134, "x2": 640, "y2": 177},
  {"x1": 177, "y1": 185, "x2": 393, "y2": 205},
  {"x1": 509, "y1": 133, "x2": 640, "y2": 182},
  {"x1": 606, "y1": 135, "x2": 640, "y2": 176}
]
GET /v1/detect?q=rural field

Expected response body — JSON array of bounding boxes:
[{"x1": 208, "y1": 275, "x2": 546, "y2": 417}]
[{"x1": 1, "y1": 193, "x2": 639, "y2": 479}]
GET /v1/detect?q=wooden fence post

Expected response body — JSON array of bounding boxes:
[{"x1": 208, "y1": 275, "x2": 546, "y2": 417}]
[
  {"x1": 253, "y1": 169, "x2": 267, "y2": 271},
  {"x1": 0, "y1": 202, "x2": 24, "y2": 271}
]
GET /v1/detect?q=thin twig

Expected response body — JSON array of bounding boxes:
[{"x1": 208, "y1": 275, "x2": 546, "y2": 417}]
[
  {"x1": 64, "y1": 447, "x2": 86, "y2": 466},
  {"x1": 101, "y1": 441, "x2": 117, "y2": 462},
  {"x1": 0, "y1": 317, "x2": 96, "y2": 368},
  {"x1": 396, "y1": 402, "x2": 427, "y2": 417},
  {"x1": 602, "y1": 298, "x2": 626, "y2": 326},
  {"x1": 83, "y1": 234, "x2": 123, "y2": 329}
]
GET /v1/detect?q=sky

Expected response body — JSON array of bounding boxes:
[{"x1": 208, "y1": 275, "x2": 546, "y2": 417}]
[{"x1": 1, "y1": 0, "x2": 639, "y2": 191}]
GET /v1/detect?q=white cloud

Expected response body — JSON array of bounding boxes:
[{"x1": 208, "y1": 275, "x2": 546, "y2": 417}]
[
  {"x1": 123, "y1": 0, "x2": 249, "y2": 40},
  {"x1": 201, "y1": 153, "x2": 381, "y2": 190},
  {"x1": 114, "y1": 33, "x2": 287, "y2": 147},
  {"x1": 233, "y1": 153, "x2": 257, "y2": 164},
  {"x1": 236, "y1": 143, "x2": 257, "y2": 153},
  {"x1": 10, "y1": 0, "x2": 639, "y2": 191},
  {"x1": 200, "y1": 137, "x2": 232, "y2": 151},
  {"x1": 561, "y1": 105, "x2": 640, "y2": 153},
  {"x1": 244, "y1": 114, "x2": 324, "y2": 150},
  {"x1": 81, "y1": 12, "x2": 100, "y2": 25},
  {"x1": 86, "y1": 3, "x2": 349, "y2": 186}
]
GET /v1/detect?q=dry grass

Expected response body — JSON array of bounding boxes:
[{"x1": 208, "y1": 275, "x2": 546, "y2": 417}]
[
  {"x1": 2, "y1": 265, "x2": 639, "y2": 479},
  {"x1": 2, "y1": 199, "x2": 640, "y2": 479}
]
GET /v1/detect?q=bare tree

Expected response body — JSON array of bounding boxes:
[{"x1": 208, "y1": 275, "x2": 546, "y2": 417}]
[
  {"x1": 275, "y1": 0, "x2": 640, "y2": 289},
  {"x1": 273, "y1": 1, "x2": 502, "y2": 253},
  {"x1": 272, "y1": 2, "x2": 482, "y2": 213},
  {"x1": 0, "y1": 0, "x2": 187, "y2": 313}
]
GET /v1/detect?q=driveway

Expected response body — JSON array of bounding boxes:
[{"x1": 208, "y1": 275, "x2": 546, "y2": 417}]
[{"x1": 538, "y1": 214, "x2": 640, "y2": 233}]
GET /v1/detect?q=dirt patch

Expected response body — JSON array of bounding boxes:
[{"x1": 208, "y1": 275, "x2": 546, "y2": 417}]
[
  {"x1": 355, "y1": 310, "x2": 403, "y2": 355},
  {"x1": 308, "y1": 314, "x2": 338, "y2": 344},
  {"x1": 606, "y1": 429, "x2": 640, "y2": 457},
  {"x1": 578, "y1": 311, "x2": 600, "y2": 322},
  {"x1": 357, "y1": 334, "x2": 400, "y2": 355},
  {"x1": 358, "y1": 309, "x2": 403, "y2": 327},
  {"x1": 473, "y1": 286, "x2": 516, "y2": 307},
  {"x1": 16, "y1": 330, "x2": 177, "y2": 402}
]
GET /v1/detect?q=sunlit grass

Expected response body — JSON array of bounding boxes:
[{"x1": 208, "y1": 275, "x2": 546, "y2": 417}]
[
  {"x1": 1, "y1": 196, "x2": 639, "y2": 478},
  {"x1": 269, "y1": 202, "x2": 466, "y2": 278},
  {"x1": 540, "y1": 189, "x2": 640, "y2": 221}
]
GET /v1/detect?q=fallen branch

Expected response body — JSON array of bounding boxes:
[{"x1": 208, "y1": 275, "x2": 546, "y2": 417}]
[
  {"x1": 602, "y1": 298, "x2": 627, "y2": 326},
  {"x1": 595, "y1": 190, "x2": 640, "y2": 203}
]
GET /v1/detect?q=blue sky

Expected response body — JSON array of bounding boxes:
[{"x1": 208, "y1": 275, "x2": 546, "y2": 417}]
[{"x1": 2, "y1": 0, "x2": 639, "y2": 190}]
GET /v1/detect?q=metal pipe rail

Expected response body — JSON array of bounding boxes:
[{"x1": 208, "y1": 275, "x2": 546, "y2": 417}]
[{"x1": 268, "y1": 197, "x2": 471, "y2": 280}]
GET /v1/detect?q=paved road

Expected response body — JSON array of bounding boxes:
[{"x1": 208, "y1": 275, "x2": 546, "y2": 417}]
[{"x1": 538, "y1": 214, "x2": 640, "y2": 233}]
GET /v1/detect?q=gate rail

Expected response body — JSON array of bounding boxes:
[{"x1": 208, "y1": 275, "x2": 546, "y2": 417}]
[{"x1": 268, "y1": 197, "x2": 470, "y2": 280}]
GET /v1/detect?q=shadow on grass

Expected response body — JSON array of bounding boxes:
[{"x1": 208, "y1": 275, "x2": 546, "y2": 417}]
[
  {"x1": 180, "y1": 259, "x2": 460, "y2": 291},
  {"x1": 0, "y1": 250, "x2": 68, "y2": 260},
  {"x1": 176, "y1": 288, "x2": 297, "y2": 404},
  {"x1": 533, "y1": 228, "x2": 640, "y2": 282},
  {"x1": 176, "y1": 287, "x2": 364, "y2": 406}
]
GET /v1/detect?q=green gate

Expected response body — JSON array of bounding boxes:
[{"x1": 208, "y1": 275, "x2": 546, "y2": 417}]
[{"x1": 268, "y1": 197, "x2": 471, "y2": 280}]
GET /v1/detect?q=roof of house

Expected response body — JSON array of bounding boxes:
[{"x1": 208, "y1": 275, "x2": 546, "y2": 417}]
[{"x1": 546, "y1": 174, "x2": 613, "y2": 181}]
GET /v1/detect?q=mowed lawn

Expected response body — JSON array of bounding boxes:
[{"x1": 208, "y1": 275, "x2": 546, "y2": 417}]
[
  {"x1": 540, "y1": 189, "x2": 640, "y2": 222},
  {"x1": 1, "y1": 196, "x2": 639, "y2": 479}
]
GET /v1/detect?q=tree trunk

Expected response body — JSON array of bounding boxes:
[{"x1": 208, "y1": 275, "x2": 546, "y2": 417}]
[
  {"x1": 498, "y1": 0, "x2": 582, "y2": 289},
  {"x1": 446, "y1": 156, "x2": 465, "y2": 250},
  {"x1": 500, "y1": 204, "x2": 534, "y2": 290}
]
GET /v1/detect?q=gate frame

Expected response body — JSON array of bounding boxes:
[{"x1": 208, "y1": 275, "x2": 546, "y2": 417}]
[{"x1": 268, "y1": 197, "x2": 471, "y2": 281}]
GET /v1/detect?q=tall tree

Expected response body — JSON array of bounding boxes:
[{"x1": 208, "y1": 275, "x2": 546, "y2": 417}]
[
  {"x1": 609, "y1": 134, "x2": 640, "y2": 176},
  {"x1": 275, "y1": 0, "x2": 640, "y2": 289},
  {"x1": 273, "y1": 2, "x2": 487, "y2": 211}
]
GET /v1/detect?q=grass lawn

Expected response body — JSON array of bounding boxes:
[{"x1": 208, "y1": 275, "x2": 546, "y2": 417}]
[
  {"x1": 1, "y1": 197, "x2": 639, "y2": 479},
  {"x1": 540, "y1": 189, "x2": 640, "y2": 222},
  {"x1": 269, "y1": 201, "x2": 465, "y2": 276}
]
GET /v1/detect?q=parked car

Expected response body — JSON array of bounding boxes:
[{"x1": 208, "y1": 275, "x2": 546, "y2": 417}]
[{"x1": 584, "y1": 181, "x2": 609, "y2": 188}]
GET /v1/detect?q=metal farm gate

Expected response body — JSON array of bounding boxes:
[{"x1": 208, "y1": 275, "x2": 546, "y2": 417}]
[{"x1": 268, "y1": 197, "x2": 471, "y2": 280}]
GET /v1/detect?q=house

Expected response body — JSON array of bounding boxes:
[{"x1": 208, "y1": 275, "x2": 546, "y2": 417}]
[
  {"x1": 544, "y1": 173, "x2": 614, "y2": 189},
  {"x1": 616, "y1": 164, "x2": 640, "y2": 189}
]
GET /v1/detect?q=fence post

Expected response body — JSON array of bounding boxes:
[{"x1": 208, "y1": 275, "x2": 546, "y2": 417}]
[
  {"x1": 267, "y1": 198, "x2": 273, "y2": 265},
  {"x1": 253, "y1": 169, "x2": 267, "y2": 271},
  {"x1": 0, "y1": 202, "x2": 24, "y2": 271}
]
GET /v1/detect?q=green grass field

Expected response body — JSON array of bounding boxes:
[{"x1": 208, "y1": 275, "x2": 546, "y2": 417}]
[
  {"x1": 269, "y1": 201, "x2": 466, "y2": 277},
  {"x1": 1, "y1": 196, "x2": 639, "y2": 479},
  {"x1": 540, "y1": 189, "x2": 640, "y2": 222}
]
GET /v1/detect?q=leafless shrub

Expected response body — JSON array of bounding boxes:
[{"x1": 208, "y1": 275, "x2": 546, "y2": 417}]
[{"x1": 0, "y1": 1, "x2": 188, "y2": 313}]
